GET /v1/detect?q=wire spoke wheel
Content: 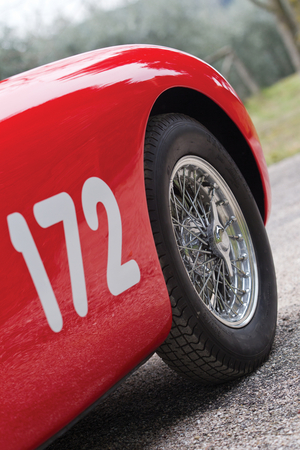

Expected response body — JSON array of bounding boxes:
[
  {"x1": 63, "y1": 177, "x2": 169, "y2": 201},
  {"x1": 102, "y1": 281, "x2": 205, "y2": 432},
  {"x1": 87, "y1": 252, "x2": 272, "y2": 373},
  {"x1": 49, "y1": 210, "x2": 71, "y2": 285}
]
[
  {"x1": 144, "y1": 113, "x2": 277, "y2": 384},
  {"x1": 169, "y1": 156, "x2": 258, "y2": 328}
]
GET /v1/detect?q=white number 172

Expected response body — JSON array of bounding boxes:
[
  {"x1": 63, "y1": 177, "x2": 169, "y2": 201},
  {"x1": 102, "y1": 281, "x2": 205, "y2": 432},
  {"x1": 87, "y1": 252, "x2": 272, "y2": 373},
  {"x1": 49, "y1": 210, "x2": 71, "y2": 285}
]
[{"x1": 7, "y1": 177, "x2": 141, "y2": 333}]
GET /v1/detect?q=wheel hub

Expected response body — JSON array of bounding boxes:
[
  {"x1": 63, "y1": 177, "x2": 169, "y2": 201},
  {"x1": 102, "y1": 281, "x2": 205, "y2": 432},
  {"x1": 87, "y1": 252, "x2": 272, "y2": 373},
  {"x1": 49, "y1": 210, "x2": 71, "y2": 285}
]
[
  {"x1": 214, "y1": 225, "x2": 229, "y2": 250},
  {"x1": 207, "y1": 198, "x2": 233, "y2": 278}
]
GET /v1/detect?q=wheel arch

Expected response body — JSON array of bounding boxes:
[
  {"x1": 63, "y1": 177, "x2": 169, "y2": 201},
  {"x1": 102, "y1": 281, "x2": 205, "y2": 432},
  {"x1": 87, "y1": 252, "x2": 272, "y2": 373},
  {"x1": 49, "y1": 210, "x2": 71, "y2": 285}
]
[{"x1": 149, "y1": 87, "x2": 265, "y2": 221}]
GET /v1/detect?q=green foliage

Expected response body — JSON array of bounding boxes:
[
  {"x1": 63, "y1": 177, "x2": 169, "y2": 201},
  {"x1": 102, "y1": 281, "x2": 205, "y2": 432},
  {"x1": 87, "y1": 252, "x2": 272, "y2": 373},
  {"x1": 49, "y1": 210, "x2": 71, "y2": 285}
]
[
  {"x1": 0, "y1": 0, "x2": 296, "y2": 98},
  {"x1": 246, "y1": 74, "x2": 300, "y2": 164}
]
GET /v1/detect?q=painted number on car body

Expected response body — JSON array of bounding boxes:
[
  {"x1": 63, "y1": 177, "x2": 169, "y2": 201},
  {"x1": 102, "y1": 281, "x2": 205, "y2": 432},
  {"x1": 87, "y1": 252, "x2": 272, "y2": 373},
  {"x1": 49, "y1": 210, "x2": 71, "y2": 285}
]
[{"x1": 7, "y1": 177, "x2": 141, "y2": 333}]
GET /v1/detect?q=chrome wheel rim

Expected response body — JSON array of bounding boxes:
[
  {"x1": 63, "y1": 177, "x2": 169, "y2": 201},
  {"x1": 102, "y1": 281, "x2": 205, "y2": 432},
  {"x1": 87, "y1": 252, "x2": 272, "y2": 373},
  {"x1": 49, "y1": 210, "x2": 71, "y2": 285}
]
[{"x1": 169, "y1": 156, "x2": 258, "y2": 328}]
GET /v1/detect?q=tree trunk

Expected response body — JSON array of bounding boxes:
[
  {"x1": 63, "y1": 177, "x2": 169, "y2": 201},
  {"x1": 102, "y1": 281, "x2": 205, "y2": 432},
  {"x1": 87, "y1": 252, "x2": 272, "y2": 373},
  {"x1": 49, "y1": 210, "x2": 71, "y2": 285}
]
[
  {"x1": 249, "y1": 0, "x2": 300, "y2": 73},
  {"x1": 277, "y1": 18, "x2": 300, "y2": 72},
  {"x1": 233, "y1": 55, "x2": 260, "y2": 94}
]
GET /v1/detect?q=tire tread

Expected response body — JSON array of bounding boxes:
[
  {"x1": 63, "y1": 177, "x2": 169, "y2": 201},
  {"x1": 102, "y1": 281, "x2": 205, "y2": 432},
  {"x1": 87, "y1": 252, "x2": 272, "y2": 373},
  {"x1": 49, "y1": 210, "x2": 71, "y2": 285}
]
[{"x1": 144, "y1": 113, "x2": 274, "y2": 385}]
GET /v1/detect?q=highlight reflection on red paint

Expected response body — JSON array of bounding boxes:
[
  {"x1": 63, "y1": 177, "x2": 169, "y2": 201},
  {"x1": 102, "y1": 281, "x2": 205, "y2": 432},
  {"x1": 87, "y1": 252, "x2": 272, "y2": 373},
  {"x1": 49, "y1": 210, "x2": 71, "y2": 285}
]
[{"x1": 0, "y1": 44, "x2": 270, "y2": 450}]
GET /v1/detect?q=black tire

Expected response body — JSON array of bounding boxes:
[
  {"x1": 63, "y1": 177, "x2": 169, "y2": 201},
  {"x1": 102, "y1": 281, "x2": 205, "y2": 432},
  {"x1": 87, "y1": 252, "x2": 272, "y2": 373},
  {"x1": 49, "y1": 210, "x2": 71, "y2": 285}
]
[{"x1": 144, "y1": 113, "x2": 277, "y2": 385}]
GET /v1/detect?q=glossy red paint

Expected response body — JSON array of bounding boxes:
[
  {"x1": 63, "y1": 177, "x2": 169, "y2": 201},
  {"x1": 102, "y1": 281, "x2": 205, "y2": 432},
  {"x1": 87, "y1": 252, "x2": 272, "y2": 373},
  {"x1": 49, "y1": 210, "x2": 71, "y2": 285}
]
[{"x1": 0, "y1": 45, "x2": 271, "y2": 449}]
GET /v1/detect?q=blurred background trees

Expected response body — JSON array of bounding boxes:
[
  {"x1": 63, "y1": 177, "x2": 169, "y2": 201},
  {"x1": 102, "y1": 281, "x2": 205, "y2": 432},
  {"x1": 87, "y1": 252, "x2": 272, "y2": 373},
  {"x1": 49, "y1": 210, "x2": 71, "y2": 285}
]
[
  {"x1": 249, "y1": 0, "x2": 300, "y2": 72},
  {"x1": 0, "y1": 0, "x2": 297, "y2": 98}
]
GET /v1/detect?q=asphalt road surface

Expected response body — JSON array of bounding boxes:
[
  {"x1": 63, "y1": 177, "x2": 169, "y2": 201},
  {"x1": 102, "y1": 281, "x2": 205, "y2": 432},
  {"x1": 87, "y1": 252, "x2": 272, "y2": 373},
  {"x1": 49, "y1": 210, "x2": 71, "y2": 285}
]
[{"x1": 48, "y1": 154, "x2": 300, "y2": 450}]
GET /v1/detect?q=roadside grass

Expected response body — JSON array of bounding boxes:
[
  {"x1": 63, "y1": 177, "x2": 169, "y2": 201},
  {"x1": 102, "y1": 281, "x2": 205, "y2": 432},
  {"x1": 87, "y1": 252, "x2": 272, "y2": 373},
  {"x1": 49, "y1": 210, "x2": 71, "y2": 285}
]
[{"x1": 245, "y1": 73, "x2": 300, "y2": 165}]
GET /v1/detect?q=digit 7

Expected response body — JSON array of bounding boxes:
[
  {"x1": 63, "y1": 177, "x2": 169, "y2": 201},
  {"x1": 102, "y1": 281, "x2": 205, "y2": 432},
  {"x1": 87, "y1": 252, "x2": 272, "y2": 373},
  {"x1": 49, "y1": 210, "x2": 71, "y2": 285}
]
[{"x1": 33, "y1": 192, "x2": 88, "y2": 318}]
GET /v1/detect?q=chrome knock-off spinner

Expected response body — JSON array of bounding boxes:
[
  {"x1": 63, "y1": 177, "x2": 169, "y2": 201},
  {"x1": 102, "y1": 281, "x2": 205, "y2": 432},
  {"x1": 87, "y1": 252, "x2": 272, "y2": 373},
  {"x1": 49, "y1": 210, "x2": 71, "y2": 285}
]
[{"x1": 207, "y1": 198, "x2": 233, "y2": 278}]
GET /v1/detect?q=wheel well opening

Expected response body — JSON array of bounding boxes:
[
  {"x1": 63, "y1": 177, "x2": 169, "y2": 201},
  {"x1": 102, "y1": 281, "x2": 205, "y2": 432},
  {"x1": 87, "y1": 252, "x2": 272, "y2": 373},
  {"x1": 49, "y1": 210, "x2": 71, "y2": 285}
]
[{"x1": 149, "y1": 87, "x2": 265, "y2": 220}]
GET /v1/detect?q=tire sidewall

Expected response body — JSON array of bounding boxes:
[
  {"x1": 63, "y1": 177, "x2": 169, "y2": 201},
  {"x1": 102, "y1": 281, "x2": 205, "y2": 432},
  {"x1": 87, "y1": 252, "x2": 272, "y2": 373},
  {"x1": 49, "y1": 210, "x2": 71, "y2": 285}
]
[{"x1": 151, "y1": 118, "x2": 277, "y2": 361}]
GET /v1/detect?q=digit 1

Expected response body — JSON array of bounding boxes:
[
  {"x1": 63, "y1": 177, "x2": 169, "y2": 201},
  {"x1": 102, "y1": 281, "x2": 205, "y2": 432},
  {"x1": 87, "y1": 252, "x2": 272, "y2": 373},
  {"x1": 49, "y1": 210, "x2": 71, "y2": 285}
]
[
  {"x1": 7, "y1": 213, "x2": 63, "y2": 333},
  {"x1": 82, "y1": 177, "x2": 140, "y2": 296},
  {"x1": 33, "y1": 192, "x2": 88, "y2": 318}
]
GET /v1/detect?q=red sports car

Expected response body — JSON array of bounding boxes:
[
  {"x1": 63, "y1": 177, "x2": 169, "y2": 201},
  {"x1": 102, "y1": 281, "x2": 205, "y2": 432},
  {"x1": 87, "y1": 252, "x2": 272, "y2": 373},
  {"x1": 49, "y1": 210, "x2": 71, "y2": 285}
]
[{"x1": 0, "y1": 44, "x2": 277, "y2": 449}]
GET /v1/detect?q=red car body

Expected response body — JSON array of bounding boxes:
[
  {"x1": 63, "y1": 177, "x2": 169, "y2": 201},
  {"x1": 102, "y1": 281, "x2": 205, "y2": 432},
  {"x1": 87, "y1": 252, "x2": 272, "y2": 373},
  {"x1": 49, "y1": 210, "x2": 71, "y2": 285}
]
[{"x1": 0, "y1": 45, "x2": 270, "y2": 449}]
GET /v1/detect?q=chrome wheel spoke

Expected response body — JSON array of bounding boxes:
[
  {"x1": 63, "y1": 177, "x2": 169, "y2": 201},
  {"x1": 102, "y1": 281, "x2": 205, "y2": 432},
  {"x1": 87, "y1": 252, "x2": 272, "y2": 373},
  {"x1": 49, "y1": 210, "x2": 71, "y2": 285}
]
[
  {"x1": 171, "y1": 217, "x2": 207, "y2": 246},
  {"x1": 169, "y1": 156, "x2": 258, "y2": 328}
]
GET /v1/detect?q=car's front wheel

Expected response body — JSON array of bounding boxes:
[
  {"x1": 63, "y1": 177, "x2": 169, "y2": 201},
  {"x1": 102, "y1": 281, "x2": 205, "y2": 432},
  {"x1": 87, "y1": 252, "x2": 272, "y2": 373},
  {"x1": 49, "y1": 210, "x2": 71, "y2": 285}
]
[{"x1": 144, "y1": 113, "x2": 277, "y2": 384}]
